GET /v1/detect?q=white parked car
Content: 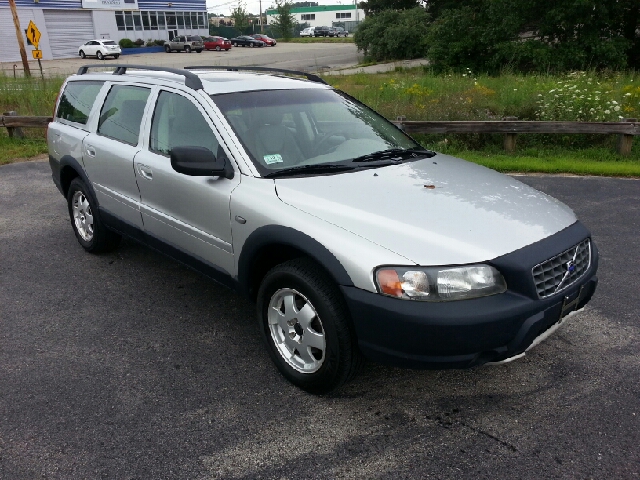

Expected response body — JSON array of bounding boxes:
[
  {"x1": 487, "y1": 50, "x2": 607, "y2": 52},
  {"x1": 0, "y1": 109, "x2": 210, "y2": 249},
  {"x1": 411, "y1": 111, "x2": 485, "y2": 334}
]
[
  {"x1": 78, "y1": 39, "x2": 121, "y2": 60},
  {"x1": 300, "y1": 27, "x2": 315, "y2": 37}
]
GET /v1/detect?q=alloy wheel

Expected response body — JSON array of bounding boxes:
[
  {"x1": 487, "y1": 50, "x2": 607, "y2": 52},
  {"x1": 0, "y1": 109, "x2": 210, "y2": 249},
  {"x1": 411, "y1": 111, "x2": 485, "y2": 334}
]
[
  {"x1": 267, "y1": 288, "x2": 326, "y2": 373},
  {"x1": 72, "y1": 190, "x2": 94, "y2": 242}
]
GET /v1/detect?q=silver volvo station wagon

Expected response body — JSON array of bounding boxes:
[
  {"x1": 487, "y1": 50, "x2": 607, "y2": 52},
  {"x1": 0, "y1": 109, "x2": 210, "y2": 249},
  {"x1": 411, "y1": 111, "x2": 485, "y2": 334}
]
[{"x1": 47, "y1": 65, "x2": 599, "y2": 393}]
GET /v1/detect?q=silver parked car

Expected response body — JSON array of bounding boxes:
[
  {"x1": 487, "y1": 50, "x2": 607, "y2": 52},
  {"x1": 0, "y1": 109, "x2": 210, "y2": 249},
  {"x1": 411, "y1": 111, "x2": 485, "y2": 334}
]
[
  {"x1": 47, "y1": 65, "x2": 598, "y2": 393},
  {"x1": 164, "y1": 35, "x2": 203, "y2": 53},
  {"x1": 78, "y1": 39, "x2": 121, "y2": 60}
]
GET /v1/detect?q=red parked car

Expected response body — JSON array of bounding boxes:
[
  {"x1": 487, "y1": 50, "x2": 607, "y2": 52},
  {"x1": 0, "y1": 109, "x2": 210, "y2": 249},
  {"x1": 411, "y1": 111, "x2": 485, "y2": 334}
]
[
  {"x1": 251, "y1": 34, "x2": 277, "y2": 46},
  {"x1": 203, "y1": 36, "x2": 232, "y2": 51}
]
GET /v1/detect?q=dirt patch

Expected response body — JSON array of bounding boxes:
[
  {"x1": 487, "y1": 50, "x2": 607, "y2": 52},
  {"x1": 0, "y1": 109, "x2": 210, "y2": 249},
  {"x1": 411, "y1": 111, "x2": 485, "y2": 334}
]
[{"x1": 2, "y1": 153, "x2": 48, "y2": 165}]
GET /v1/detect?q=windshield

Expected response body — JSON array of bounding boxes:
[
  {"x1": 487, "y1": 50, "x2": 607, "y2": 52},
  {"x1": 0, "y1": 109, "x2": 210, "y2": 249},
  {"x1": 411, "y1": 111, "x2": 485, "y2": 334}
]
[{"x1": 211, "y1": 88, "x2": 420, "y2": 176}]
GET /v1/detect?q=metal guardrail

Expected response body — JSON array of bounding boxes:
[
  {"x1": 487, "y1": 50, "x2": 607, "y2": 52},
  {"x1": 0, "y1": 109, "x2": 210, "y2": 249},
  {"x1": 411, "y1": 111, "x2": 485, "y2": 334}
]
[{"x1": 2, "y1": 113, "x2": 637, "y2": 156}]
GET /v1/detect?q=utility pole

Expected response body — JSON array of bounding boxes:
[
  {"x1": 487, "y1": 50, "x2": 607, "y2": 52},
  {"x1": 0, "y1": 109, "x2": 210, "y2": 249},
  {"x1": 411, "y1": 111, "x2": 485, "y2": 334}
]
[
  {"x1": 260, "y1": 0, "x2": 264, "y2": 32},
  {"x1": 8, "y1": 0, "x2": 31, "y2": 77}
]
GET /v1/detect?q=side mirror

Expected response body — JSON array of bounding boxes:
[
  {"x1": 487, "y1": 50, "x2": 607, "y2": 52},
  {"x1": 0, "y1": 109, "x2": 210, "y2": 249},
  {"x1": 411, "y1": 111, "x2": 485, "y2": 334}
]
[{"x1": 170, "y1": 146, "x2": 234, "y2": 179}]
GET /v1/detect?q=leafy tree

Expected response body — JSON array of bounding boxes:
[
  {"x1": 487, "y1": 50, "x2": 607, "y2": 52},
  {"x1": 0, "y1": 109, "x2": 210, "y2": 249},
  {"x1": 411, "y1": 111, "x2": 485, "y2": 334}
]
[
  {"x1": 354, "y1": 7, "x2": 430, "y2": 61},
  {"x1": 231, "y1": 3, "x2": 250, "y2": 29},
  {"x1": 270, "y1": 0, "x2": 297, "y2": 40},
  {"x1": 426, "y1": 0, "x2": 637, "y2": 73},
  {"x1": 358, "y1": 0, "x2": 421, "y2": 17}
]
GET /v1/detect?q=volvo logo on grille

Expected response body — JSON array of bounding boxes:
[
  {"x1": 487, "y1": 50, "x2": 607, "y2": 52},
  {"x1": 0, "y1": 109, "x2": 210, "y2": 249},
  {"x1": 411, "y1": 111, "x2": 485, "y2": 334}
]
[{"x1": 565, "y1": 261, "x2": 576, "y2": 273}]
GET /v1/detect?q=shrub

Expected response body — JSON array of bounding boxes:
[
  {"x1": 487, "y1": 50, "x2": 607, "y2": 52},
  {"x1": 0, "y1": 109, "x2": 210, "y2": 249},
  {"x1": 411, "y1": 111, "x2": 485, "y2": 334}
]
[
  {"x1": 354, "y1": 7, "x2": 430, "y2": 62},
  {"x1": 118, "y1": 38, "x2": 135, "y2": 49},
  {"x1": 134, "y1": 38, "x2": 145, "y2": 46},
  {"x1": 154, "y1": 39, "x2": 165, "y2": 46}
]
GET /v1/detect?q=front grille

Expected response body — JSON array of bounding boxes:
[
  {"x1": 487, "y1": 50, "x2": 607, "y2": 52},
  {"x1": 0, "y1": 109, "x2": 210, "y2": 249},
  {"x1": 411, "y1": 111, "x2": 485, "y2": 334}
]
[{"x1": 532, "y1": 239, "x2": 591, "y2": 298}]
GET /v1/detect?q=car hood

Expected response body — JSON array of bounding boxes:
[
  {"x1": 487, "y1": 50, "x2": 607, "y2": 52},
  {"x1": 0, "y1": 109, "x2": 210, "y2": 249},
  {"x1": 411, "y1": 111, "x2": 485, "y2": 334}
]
[{"x1": 274, "y1": 154, "x2": 577, "y2": 265}]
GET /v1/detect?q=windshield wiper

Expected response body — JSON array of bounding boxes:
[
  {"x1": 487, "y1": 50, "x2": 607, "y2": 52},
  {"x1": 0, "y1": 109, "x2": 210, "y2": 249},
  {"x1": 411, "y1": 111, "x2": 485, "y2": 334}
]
[
  {"x1": 351, "y1": 147, "x2": 436, "y2": 163},
  {"x1": 263, "y1": 163, "x2": 356, "y2": 178}
]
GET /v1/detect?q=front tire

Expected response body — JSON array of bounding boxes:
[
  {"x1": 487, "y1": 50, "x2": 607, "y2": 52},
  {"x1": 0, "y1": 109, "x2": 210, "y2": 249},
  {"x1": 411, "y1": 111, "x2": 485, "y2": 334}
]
[
  {"x1": 97, "y1": 51, "x2": 104, "y2": 60},
  {"x1": 164, "y1": 45, "x2": 171, "y2": 53},
  {"x1": 67, "y1": 178, "x2": 121, "y2": 253},
  {"x1": 257, "y1": 258, "x2": 362, "y2": 394},
  {"x1": 215, "y1": 45, "x2": 221, "y2": 51},
  {"x1": 79, "y1": 50, "x2": 86, "y2": 59}
]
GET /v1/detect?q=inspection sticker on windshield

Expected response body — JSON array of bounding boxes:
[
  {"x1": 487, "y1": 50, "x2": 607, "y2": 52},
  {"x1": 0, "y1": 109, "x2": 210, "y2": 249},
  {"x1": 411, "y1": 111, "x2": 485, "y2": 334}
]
[{"x1": 264, "y1": 154, "x2": 283, "y2": 165}]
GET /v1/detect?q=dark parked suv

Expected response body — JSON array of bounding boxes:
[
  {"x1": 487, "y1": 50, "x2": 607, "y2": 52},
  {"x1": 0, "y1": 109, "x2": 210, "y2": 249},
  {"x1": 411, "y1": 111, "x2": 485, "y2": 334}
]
[{"x1": 314, "y1": 26, "x2": 331, "y2": 37}]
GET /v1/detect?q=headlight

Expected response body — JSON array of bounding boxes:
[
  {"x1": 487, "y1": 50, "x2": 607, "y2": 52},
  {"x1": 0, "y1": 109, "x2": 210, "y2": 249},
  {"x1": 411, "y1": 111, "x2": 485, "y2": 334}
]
[{"x1": 375, "y1": 264, "x2": 506, "y2": 302}]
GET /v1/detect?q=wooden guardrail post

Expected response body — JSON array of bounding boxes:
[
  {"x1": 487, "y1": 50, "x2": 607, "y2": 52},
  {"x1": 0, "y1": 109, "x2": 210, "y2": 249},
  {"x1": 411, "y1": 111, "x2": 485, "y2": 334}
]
[
  {"x1": 617, "y1": 118, "x2": 636, "y2": 156},
  {"x1": 503, "y1": 116, "x2": 518, "y2": 153},
  {"x1": 3, "y1": 111, "x2": 24, "y2": 139}
]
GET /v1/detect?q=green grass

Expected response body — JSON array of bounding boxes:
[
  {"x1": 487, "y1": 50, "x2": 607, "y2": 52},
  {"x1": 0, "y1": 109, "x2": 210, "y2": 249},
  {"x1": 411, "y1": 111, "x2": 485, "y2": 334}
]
[
  {"x1": 437, "y1": 146, "x2": 640, "y2": 176},
  {"x1": 0, "y1": 132, "x2": 48, "y2": 165}
]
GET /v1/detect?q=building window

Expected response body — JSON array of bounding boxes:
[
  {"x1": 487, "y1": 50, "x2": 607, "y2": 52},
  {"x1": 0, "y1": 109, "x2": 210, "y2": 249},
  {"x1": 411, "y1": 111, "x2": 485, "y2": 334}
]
[
  {"x1": 141, "y1": 11, "x2": 150, "y2": 30},
  {"x1": 166, "y1": 12, "x2": 176, "y2": 29},
  {"x1": 191, "y1": 13, "x2": 198, "y2": 28},
  {"x1": 301, "y1": 14, "x2": 315, "y2": 20},
  {"x1": 176, "y1": 12, "x2": 184, "y2": 28},
  {"x1": 184, "y1": 12, "x2": 191, "y2": 28},
  {"x1": 149, "y1": 12, "x2": 158, "y2": 30},
  {"x1": 133, "y1": 12, "x2": 142, "y2": 30},
  {"x1": 336, "y1": 12, "x2": 351, "y2": 18},
  {"x1": 198, "y1": 12, "x2": 205, "y2": 28},
  {"x1": 115, "y1": 11, "x2": 125, "y2": 31},
  {"x1": 124, "y1": 11, "x2": 134, "y2": 30},
  {"x1": 158, "y1": 12, "x2": 166, "y2": 29}
]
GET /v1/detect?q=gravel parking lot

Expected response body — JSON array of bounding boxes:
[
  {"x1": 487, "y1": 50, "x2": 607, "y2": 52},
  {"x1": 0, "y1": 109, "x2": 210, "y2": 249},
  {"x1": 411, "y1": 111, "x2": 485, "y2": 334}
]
[
  {"x1": 1, "y1": 161, "x2": 638, "y2": 479},
  {"x1": 1, "y1": 42, "x2": 362, "y2": 77}
]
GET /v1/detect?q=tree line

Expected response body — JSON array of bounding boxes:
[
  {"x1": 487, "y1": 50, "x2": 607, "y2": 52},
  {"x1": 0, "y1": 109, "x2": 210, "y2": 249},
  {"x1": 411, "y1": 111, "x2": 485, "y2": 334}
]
[{"x1": 354, "y1": 0, "x2": 640, "y2": 72}]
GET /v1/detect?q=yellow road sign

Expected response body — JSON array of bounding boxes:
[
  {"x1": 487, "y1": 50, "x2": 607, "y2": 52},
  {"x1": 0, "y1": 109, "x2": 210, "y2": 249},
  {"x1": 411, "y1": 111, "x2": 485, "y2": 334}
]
[
  {"x1": 26, "y1": 20, "x2": 41, "y2": 49},
  {"x1": 32, "y1": 49, "x2": 42, "y2": 60}
]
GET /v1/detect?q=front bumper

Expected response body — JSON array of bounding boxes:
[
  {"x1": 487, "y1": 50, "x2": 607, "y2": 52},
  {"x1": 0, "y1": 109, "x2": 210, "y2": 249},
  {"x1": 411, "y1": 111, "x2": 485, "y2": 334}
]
[{"x1": 341, "y1": 222, "x2": 599, "y2": 369}]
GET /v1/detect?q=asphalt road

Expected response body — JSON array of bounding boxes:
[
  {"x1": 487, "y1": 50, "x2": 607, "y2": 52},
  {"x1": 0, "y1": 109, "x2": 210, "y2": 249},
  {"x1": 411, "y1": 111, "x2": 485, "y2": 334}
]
[
  {"x1": 1, "y1": 43, "x2": 362, "y2": 77},
  {"x1": 1, "y1": 161, "x2": 639, "y2": 479}
]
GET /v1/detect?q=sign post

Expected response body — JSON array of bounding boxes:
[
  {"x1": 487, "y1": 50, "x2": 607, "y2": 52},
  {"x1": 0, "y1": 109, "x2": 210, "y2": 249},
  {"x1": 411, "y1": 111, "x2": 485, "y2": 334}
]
[
  {"x1": 26, "y1": 21, "x2": 44, "y2": 79},
  {"x1": 8, "y1": 0, "x2": 30, "y2": 77}
]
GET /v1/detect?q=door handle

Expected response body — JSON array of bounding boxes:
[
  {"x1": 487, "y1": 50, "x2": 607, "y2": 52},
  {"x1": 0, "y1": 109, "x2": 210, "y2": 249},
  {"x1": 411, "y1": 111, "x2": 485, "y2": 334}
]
[
  {"x1": 86, "y1": 146, "x2": 96, "y2": 157},
  {"x1": 137, "y1": 164, "x2": 153, "y2": 180}
]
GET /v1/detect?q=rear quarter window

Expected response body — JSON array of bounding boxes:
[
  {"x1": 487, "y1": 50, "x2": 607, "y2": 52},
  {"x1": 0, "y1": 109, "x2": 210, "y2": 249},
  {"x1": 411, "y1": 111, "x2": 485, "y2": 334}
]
[{"x1": 56, "y1": 81, "x2": 104, "y2": 125}]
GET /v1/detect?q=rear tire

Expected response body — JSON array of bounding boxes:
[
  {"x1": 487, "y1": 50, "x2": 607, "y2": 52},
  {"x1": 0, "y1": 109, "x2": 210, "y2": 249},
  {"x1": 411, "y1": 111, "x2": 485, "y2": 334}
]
[
  {"x1": 195, "y1": 49, "x2": 202, "y2": 53},
  {"x1": 184, "y1": 45, "x2": 191, "y2": 53},
  {"x1": 113, "y1": 54, "x2": 120, "y2": 59},
  {"x1": 67, "y1": 178, "x2": 121, "y2": 253},
  {"x1": 257, "y1": 258, "x2": 362, "y2": 394}
]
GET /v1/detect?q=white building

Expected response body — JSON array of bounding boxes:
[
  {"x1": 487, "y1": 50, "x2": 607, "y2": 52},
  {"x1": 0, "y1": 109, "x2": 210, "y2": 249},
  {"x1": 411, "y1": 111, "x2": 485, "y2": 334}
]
[
  {"x1": 265, "y1": 4, "x2": 364, "y2": 29},
  {"x1": 1, "y1": 0, "x2": 208, "y2": 62}
]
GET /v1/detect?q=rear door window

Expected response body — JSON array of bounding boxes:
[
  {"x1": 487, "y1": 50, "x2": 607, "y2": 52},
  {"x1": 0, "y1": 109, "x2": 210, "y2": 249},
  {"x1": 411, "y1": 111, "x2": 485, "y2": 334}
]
[
  {"x1": 97, "y1": 85, "x2": 150, "y2": 145},
  {"x1": 56, "y1": 81, "x2": 104, "y2": 125}
]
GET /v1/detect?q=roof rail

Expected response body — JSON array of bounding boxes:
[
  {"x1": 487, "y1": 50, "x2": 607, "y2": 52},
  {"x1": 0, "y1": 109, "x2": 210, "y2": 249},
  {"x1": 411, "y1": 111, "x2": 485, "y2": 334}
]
[
  {"x1": 76, "y1": 64, "x2": 204, "y2": 90},
  {"x1": 183, "y1": 66, "x2": 328, "y2": 85}
]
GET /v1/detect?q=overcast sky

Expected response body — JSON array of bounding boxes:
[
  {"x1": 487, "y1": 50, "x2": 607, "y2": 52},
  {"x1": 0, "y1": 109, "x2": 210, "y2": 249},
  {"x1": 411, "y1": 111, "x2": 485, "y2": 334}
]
[{"x1": 206, "y1": 0, "x2": 355, "y2": 17}]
